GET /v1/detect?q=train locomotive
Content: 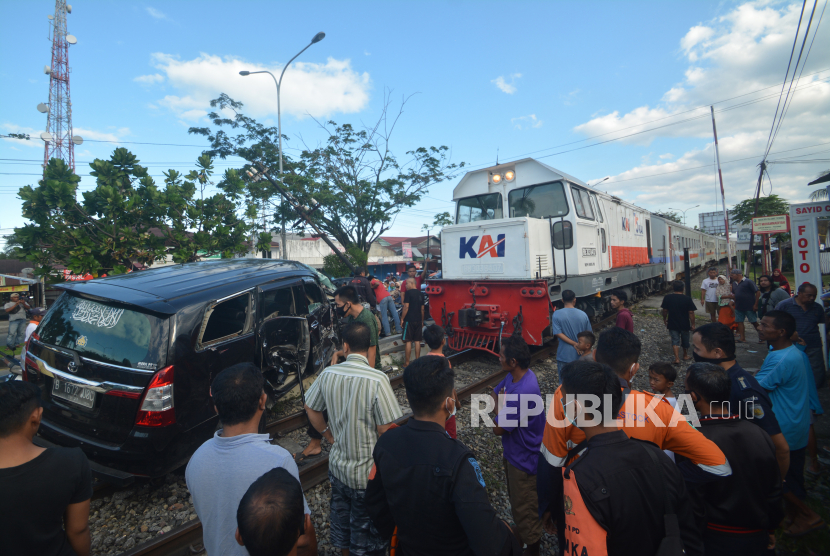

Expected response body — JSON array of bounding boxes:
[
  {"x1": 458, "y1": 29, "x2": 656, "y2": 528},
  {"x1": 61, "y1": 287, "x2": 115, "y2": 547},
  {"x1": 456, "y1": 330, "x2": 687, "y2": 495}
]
[{"x1": 428, "y1": 158, "x2": 736, "y2": 355}]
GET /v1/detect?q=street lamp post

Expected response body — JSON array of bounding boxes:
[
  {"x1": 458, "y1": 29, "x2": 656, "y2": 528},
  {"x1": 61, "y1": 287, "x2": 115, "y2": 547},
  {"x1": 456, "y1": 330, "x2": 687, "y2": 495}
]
[
  {"x1": 668, "y1": 205, "x2": 700, "y2": 226},
  {"x1": 240, "y1": 31, "x2": 325, "y2": 260}
]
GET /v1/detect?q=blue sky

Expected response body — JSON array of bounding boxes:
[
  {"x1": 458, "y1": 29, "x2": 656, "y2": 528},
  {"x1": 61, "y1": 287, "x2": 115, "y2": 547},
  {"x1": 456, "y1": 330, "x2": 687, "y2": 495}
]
[{"x1": 2, "y1": 0, "x2": 828, "y2": 241}]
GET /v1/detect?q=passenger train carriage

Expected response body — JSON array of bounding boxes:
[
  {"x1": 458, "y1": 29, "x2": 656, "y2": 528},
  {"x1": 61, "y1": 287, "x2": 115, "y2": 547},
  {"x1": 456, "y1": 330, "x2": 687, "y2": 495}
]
[{"x1": 429, "y1": 158, "x2": 735, "y2": 355}]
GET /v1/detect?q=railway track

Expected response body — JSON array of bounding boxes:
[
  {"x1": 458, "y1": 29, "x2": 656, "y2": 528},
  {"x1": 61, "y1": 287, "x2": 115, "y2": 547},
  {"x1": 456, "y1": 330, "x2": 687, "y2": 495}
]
[{"x1": 118, "y1": 314, "x2": 619, "y2": 556}]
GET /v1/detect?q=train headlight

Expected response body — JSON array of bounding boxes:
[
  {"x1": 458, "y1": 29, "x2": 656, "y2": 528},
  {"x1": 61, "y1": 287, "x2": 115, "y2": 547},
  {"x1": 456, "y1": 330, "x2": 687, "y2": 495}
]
[
  {"x1": 504, "y1": 170, "x2": 515, "y2": 182},
  {"x1": 491, "y1": 173, "x2": 502, "y2": 184}
]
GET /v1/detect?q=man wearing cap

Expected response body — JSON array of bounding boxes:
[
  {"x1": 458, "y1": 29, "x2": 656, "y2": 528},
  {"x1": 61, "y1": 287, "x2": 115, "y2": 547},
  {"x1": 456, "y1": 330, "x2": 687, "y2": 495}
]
[
  {"x1": 727, "y1": 269, "x2": 760, "y2": 343},
  {"x1": 4, "y1": 293, "x2": 30, "y2": 353}
]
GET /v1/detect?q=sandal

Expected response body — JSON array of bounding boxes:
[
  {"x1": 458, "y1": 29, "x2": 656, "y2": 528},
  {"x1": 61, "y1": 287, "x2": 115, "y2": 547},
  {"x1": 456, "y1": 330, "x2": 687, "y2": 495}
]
[
  {"x1": 784, "y1": 518, "x2": 825, "y2": 537},
  {"x1": 293, "y1": 451, "x2": 322, "y2": 466}
]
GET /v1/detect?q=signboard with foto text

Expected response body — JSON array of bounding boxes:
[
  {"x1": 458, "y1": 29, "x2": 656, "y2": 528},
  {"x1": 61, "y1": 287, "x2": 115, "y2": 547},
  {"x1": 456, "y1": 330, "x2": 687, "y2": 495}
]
[
  {"x1": 752, "y1": 214, "x2": 790, "y2": 234},
  {"x1": 402, "y1": 242, "x2": 412, "y2": 261}
]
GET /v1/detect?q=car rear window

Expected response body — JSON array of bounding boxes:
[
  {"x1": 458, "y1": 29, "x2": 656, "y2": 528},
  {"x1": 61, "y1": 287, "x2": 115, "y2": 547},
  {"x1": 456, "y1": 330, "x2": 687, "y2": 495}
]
[{"x1": 37, "y1": 294, "x2": 167, "y2": 370}]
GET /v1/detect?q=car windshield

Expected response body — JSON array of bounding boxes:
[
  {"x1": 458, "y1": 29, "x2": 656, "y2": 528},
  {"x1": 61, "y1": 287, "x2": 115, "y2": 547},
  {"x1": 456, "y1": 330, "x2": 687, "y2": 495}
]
[
  {"x1": 456, "y1": 193, "x2": 503, "y2": 224},
  {"x1": 37, "y1": 294, "x2": 167, "y2": 369},
  {"x1": 508, "y1": 181, "x2": 569, "y2": 219}
]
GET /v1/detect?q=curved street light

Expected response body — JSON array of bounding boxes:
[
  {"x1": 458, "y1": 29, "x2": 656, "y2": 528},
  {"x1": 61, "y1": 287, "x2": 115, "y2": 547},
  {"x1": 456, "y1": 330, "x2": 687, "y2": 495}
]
[
  {"x1": 239, "y1": 32, "x2": 326, "y2": 259},
  {"x1": 668, "y1": 204, "x2": 700, "y2": 226}
]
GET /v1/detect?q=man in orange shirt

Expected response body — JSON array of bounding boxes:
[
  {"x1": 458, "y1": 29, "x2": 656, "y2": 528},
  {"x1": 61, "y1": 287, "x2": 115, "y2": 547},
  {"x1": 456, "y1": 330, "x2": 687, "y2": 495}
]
[{"x1": 537, "y1": 327, "x2": 731, "y2": 547}]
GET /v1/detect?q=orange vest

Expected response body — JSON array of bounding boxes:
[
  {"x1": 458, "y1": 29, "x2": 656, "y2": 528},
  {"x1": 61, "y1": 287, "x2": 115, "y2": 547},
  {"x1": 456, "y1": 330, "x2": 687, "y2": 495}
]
[{"x1": 562, "y1": 467, "x2": 607, "y2": 556}]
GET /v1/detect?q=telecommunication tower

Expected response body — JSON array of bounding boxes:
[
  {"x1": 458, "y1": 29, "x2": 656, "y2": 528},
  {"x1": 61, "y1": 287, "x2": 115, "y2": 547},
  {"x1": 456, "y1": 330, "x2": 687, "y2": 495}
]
[{"x1": 39, "y1": 1, "x2": 82, "y2": 171}]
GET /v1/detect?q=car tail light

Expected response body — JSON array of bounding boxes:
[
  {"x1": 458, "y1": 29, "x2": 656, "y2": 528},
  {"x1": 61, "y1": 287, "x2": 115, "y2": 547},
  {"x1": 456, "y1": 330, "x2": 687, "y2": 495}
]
[
  {"x1": 22, "y1": 333, "x2": 41, "y2": 382},
  {"x1": 135, "y1": 366, "x2": 175, "y2": 427}
]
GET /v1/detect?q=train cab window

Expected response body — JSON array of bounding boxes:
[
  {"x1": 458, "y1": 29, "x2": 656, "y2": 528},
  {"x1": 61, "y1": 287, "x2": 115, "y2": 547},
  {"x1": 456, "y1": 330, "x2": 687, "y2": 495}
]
[
  {"x1": 552, "y1": 221, "x2": 574, "y2": 249},
  {"x1": 508, "y1": 181, "x2": 569, "y2": 219},
  {"x1": 589, "y1": 193, "x2": 604, "y2": 222},
  {"x1": 456, "y1": 193, "x2": 503, "y2": 224},
  {"x1": 571, "y1": 187, "x2": 594, "y2": 220}
]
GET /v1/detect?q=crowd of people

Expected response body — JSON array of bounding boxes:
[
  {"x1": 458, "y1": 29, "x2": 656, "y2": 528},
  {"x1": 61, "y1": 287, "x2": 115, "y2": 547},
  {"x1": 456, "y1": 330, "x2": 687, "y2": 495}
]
[{"x1": 1, "y1": 268, "x2": 827, "y2": 556}]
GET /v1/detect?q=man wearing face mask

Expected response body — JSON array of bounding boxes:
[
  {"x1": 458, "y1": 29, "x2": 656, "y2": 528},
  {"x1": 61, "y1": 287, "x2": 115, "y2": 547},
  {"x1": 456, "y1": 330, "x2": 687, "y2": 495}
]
[
  {"x1": 691, "y1": 323, "x2": 789, "y2": 478},
  {"x1": 333, "y1": 285, "x2": 382, "y2": 371},
  {"x1": 366, "y1": 356, "x2": 522, "y2": 556},
  {"x1": 537, "y1": 327, "x2": 729, "y2": 550}
]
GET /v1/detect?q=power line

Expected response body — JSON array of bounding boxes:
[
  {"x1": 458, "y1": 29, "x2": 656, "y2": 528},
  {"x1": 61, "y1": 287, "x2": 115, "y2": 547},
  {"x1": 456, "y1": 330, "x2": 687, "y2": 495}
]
[
  {"x1": 462, "y1": 77, "x2": 830, "y2": 171},
  {"x1": 769, "y1": 0, "x2": 827, "y2": 156},
  {"x1": 600, "y1": 141, "x2": 830, "y2": 184},
  {"x1": 764, "y1": 0, "x2": 812, "y2": 158}
]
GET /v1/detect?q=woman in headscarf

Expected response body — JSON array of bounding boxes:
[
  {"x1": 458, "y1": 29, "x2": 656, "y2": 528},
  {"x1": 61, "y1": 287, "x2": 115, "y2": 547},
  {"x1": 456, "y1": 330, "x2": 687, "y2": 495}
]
[
  {"x1": 772, "y1": 268, "x2": 791, "y2": 295},
  {"x1": 716, "y1": 274, "x2": 738, "y2": 333}
]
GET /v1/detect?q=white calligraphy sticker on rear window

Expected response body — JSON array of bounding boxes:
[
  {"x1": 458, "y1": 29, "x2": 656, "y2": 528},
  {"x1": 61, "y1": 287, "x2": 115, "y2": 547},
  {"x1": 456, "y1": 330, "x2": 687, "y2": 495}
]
[{"x1": 71, "y1": 300, "x2": 125, "y2": 328}]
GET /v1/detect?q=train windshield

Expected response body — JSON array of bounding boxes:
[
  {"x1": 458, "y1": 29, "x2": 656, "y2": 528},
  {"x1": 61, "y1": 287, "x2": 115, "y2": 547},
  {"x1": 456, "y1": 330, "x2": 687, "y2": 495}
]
[
  {"x1": 456, "y1": 193, "x2": 503, "y2": 223},
  {"x1": 508, "y1": 181, "x2": 569, "y2": 219}
]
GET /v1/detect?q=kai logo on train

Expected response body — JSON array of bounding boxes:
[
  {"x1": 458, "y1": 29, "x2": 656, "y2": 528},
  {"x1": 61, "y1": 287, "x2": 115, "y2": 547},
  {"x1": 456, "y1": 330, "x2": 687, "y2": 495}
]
[
  {"x1": 459, "y1": 234, "x2": 506, "y2": 258},
  {"x1": 622, "y1": 213, "x2": 644, "y2": 235}
]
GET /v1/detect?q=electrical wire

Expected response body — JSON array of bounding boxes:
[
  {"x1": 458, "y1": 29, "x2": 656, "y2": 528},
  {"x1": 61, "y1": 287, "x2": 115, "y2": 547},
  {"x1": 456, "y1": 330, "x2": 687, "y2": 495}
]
[
  {"x1": 763, "y1": 0, "x2": 809, "y2": 158},
  {"x1": 767, "y1": 0, "x2": 823, "y2": 157}
]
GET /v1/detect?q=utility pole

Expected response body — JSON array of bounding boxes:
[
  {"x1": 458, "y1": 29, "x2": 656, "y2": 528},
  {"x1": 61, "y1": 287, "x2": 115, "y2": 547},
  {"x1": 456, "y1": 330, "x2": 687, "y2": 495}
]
[
  {"x1": 710, "y1": 106, "x2": 731, "y2": 272},
  {"x1": 745, "y1": 161, "x2": 767, "y2": 276}
]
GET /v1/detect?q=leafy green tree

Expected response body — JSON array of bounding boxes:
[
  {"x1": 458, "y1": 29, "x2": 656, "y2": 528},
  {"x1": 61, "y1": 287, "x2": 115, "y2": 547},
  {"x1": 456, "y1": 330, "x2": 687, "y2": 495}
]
[
  {"x1": 14, "y1": 149, "x2": 256, "y2": 277},
  {"x1": 730, "y1": 194, "x2": 790, "y2": 268},
  {"x1": 189, "y1": 94, "x2": 465, "y2": 255},
  {"x1": 809, "y1": 169, "x2": 830, "y2": 201},
  {"x1": 323, "y1": 246, "x2": 367, "y2": 278},
  {"x1": 657, "y1": 211, "x2": 682, "y2": 224}
]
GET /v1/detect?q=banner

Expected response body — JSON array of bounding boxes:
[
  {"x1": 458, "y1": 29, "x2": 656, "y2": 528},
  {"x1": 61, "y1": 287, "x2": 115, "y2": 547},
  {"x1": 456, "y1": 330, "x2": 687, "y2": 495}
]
[
  {"x1": 752, "y1": 214, "x2": 790, "y2": 234},
  {"x1": 402, "y1": 242, "x2": 412, "y2": 261},
  {"x1": 0, "y1": 285, "x2": 29, "y2": 293}
]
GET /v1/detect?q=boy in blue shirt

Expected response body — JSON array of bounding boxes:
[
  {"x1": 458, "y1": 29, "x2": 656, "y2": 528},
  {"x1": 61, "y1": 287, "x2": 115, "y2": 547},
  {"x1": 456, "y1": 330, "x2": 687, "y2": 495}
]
[
  {"x1": 756, "y1": 310, "x2": 824, "y2": 537},
  {"x1": 491, "y1": 335, "x2": 546, "y2": 555}
]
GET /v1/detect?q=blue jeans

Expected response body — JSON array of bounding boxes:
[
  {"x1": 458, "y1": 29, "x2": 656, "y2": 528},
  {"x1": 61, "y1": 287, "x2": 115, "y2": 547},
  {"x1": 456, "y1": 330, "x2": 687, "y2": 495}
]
[
  {"x1": 378, "y1": 296, "x2": 401, "y2": 336},
  {"x1": 7, "y1": 319, "x2": 26, "y2": 349},
  {"x1": 328, "y1": 472, "x2": 387, "y2": 555}
]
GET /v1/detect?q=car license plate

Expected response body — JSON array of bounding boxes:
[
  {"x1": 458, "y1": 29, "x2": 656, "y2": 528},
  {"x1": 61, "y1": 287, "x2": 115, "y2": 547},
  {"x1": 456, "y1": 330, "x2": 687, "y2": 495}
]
[{"x1": 52, "y1": 376, "x2": 96, "y2": 409}]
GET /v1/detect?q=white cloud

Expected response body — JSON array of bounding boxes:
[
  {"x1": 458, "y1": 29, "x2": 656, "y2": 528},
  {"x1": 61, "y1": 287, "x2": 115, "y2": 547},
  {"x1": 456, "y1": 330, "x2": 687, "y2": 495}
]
[
  {"x1": 134, "y1": 73, "x2": 164, "y2": 85},
  {"x1": 680, "y1": 25, "x2": 715, "y2": 59},
  {"x1": 579, "y1": 1, "x2": 830, "y2": 214},
  {"x1": 563, "y1": 88, "x2": 581, "y2": 106},
  {"x1": 73, "y1": 127, "x2": 130, "y2": 143},
  {"x1": 511, "y1": 114, "x2": 543, "y2": 130},
  {"x1": 492, "y1": 73, "x2": 522, "y2": 94},
  {"x1": 147, "y1": 52, "x2": 371, "y2": 121},
  {"x1": 146, "y1": 7, "x2": 168, "y2": 20},
  {"x1": 1, "y1": 123, "x2": 42, "y2": 148}
]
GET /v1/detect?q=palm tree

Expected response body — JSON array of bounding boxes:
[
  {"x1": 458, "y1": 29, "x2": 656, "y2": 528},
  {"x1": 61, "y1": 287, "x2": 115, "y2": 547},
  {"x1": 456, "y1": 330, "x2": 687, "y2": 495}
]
[{"x1": 808, "y1": 169, "x2": 830, "y2": 201}]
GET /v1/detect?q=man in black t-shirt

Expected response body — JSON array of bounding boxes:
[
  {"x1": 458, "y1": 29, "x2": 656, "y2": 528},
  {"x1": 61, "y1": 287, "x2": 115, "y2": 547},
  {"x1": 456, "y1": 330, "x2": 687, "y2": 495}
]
[
  {"x1": 661, "y1": 280, "x2": 698, "y2": 364},
  {"x1": 402, "y1": 277, "x2": 424, "y2": 366},
  {"x1": 348, "y1": 267, "x2": 377, "y2": 309},
  {"x1": 0, "y1": 381, "x2": 92, "y2": 556}
]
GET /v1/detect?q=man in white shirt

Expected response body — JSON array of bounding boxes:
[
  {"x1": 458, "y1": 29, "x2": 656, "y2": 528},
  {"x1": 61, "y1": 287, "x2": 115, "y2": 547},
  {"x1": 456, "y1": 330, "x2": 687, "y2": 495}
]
[
  {"x1": 4, "y1": 293, "x2": 30, "y2": 353},
  {"x1": 700, "y1": 267, "x2": 720, "y2": 323}
]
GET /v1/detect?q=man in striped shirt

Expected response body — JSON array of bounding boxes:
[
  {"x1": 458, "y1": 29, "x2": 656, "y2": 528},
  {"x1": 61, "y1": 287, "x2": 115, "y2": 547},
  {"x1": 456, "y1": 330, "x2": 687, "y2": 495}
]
[{"x1": 304, "y1": 322, "x2": 403, "y2": 556}]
